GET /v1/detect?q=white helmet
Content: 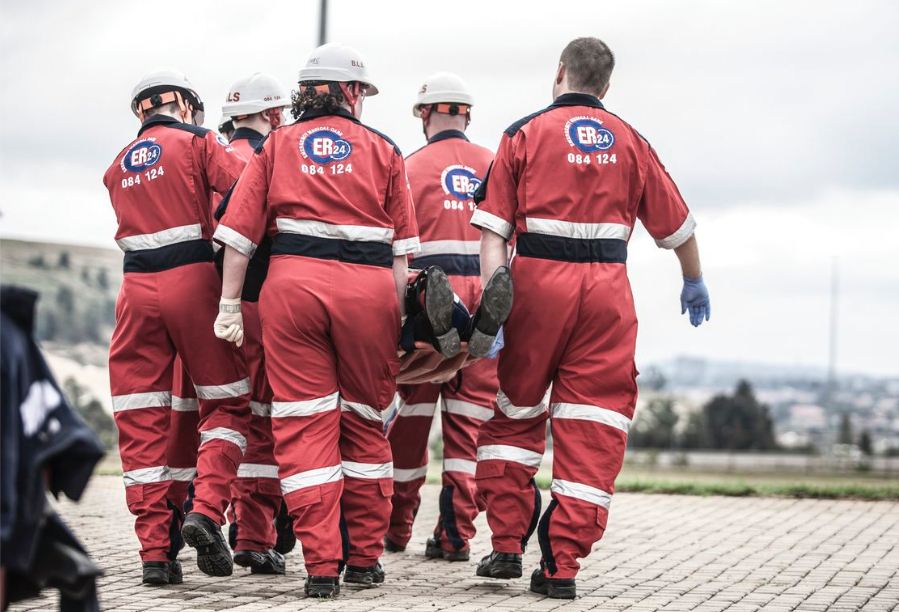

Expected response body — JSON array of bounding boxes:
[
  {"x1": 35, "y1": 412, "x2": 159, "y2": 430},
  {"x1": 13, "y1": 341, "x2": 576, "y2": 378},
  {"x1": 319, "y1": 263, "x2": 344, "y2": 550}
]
[
  {"x1": 131, "y1": 68, "x2": 205, "y2": 123},
  {"x1": 298, "y1": 43, "x2": 379, "y2": 96},
  {"x1": 221, "y1": 72, "x2": 290, "y2": 117},
  {"x1": 413, "y1": 72, "x2": 473, "y2": 117}
]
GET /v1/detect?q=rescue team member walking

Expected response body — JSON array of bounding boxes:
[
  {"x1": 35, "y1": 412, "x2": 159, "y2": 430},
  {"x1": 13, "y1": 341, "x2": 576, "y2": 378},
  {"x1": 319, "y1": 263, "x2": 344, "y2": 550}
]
[
  {"x1": 214, "y1": 44, "x2": 420, "y2": 598},
  {"x1": 472, "y1": 38, "x2": 711, "y2": 599},
  {"x1": 102, "y1": 70, "x2": 252, "y2": 585},
  {"x1": 385, "y1": 73, "x2": 498, "y2": 561}
]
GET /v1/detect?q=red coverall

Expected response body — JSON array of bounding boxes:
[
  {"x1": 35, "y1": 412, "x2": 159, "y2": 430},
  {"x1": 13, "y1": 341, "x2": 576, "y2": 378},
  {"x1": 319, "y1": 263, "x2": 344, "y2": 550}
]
[
  {"x1": 214, "y1": 107, "x2": 419, "y2": 577},
  {"x1": 385, "y1": 129, "x2": 496, "y2": 554},
  {"x1": 103, "y1": 115, "x2": 251, "y2": 563},
  {"x1": 471, "y1": 93, "x2": 695, "y2": 579}
]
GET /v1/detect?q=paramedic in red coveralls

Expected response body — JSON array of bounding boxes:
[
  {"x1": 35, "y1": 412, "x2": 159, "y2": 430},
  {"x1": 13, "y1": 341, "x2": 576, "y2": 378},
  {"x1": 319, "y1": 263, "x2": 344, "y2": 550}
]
[
  {"x1": 385, "y1": 72, "x2": 496, "y2": 561},
  {"x1": 213, "y1": 44, "x2": 419, "y2": 598},
  {"x1": 102, "y1": 69, "x2": 251, "y2": 585},
  {"x1": 472, "y1": 38, "x2": 711, "y2": 599}
]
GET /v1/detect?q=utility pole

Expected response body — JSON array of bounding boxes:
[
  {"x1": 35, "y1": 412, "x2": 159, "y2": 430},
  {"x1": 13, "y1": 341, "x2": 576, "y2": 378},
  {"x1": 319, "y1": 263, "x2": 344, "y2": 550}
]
[{"x1": 318, "y1": 0, "x2": 328, "y2": 46}]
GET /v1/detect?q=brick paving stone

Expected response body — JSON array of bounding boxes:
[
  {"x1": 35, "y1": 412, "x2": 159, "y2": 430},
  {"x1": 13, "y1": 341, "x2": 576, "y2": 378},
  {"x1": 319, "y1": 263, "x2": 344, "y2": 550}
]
[{"x1": 7, "y1": 476, "x2": 899, "y2": 611}]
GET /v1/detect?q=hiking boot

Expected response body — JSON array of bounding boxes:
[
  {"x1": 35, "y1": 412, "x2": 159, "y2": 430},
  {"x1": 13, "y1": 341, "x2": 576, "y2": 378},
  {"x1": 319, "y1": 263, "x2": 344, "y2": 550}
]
[
  {"x1": 305, "y1": 575, "x2": 340, "y2": 598},
  {"x1": 233, "y1": 548, "x2": 286, "y2": 575},
  {"x1": 384, "y1": 536, "x2": 406, "y2": 553},
  {"x1": 181, "y1": 512, "x2": 233, "y2": 577},
  {"x1": 475, "y1": 551, "x2": 522, "y2": 579},
  {"x1": 344, "y1": 561, "x2": 385, "y2": 586},
  {"x1": 273, "y1": 504, "x2": 296, "y2": 555},
  {"x1": 423, "y1": 267, "x2": 460, "y2": 358},
  {"x1": 141, "y1": 559, "x2": 182, "y2": 585},
  {"x1": 425, "y1": 537, "x2": 469, "y2": 561},
  {"x1": 529, "y1": 566, "x2": 576, "y2": 599},
  {"x1": 468, "y1": 266, "x2": 513, "y2": 358}
]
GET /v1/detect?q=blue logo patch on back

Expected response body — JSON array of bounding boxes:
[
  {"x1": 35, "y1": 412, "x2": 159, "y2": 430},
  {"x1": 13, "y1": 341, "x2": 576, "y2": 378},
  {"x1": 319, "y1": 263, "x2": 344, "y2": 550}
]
[
  {"x1": 441, "y1": 165, "x2": 481, "y2": 200},
  {"x1": 300, "y1": 127, "x2": 353, "y2": 164},
  {"x1": 564, "y1": 117, "x2": 615, "y2": 153},
  {"x1": 122, "y1": 138, "x2": 162, "y2": 172}
]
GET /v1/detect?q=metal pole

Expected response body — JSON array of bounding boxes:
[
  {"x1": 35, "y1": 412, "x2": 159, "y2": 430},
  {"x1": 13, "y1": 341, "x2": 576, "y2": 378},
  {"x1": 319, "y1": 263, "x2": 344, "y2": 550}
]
[{"x1": 318, "y1": 0, "x2": 328, "y2": 46}]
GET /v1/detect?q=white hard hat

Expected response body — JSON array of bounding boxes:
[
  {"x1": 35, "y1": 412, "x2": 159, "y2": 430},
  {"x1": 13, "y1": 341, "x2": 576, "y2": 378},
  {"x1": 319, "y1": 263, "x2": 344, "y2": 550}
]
[
  {"x1": 298, "y1": 43, "x2": 379, "y2": 96},
  {"x1": 413, "y1": 72, "x2": 473, "y2": 117},
  {"x1": 218, "y1": 115, "x2": 234, "y2": 132},
  {"x1": 221, "y1": 72, "x2": 290, "y2": 117},
  {"x1": 131, "y1": 68, "x2": 204, "y2": 120}
]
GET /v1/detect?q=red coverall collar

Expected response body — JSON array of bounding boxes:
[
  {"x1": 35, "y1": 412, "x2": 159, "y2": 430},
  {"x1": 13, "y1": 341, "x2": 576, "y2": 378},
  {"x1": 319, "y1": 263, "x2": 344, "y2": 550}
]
[
  {"x1": 136, "y1": 114, "x2": 181, "y2": 137},
  {"x1": 427, "y1": 129, "x2": 469, "y2": 145},
  {"x1": 551, "y1": 92, "x2": 605, "y2": 109},
  {"x1": 295, "y1": 106, "x2": 360, "y2": 124}
]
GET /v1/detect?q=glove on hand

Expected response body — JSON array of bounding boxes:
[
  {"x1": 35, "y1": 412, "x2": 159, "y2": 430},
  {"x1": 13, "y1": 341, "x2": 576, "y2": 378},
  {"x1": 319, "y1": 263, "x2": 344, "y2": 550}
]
[
  {"x1": 485, "y1": 326, "x2": 505, "y2": 359},
  {"x1": 680, "y1": 276, "x2": 710, "y2": 327},
  {"x1": 214, "y1": 297, "x2": 244, "y2": 347}
]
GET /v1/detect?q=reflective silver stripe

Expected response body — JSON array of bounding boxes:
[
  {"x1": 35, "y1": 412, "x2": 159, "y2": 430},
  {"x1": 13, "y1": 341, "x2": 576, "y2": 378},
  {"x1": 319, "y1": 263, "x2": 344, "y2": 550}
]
[
  {"x1": 116, "y1": 224, "x2": 202, "y2": 252},
  {"x1": 123, "y1": 466, "x2": 170, "y2": 486},
  {"x1": 393, "y1": 236, "x2": 421, "y2": 256},
  {"x1": 250, "y1": 401, "x2": 272, "y2": 417},
  {"x1": 213, "y1": 224, "x2": 258, "y2": 258},
  {"x1": 112, "y1": 391, "x2": 171, "y2": 412},
  {"x1": 200, "y1": 427, "x2": 247, "y2": 453},
  {"x1": 194, "y1": 378, "x2": 250, "y2": 400},
  {"x1": 169, "y1": 467, "x2": 197, "y2": 481},
  {"x1": 526, "y1": 217, "x2": 631, "y2": 241},
  {"x1": 272, "y1": 392, "x2": 339, "y2": 417},
  {"x1": 477, "y1": 444, "x2": 543, "y2": 468},
  {"x1": 171, "y1": 396, "x2": 198, "y2": 412},
  {"x1": 471, "y1": 209, "x2": 513, "y2": 240},
  {"x1": 393, "y1": 465, "x2": 429, "y2": 482},
  {"x1": 418, "y1": 240, "x2": 481, "y2": 257},
  {"x1": 551, "y1": 479, "x2": 612, "y2": 509},
  {"x1": 281, "y1": 464, "x2": 343, "y2": 494},
  {"x1": 341, "y1": 400, "x2": 384, "y2": 422},
  {"x1": 342, "y1": 461, "x2": 393, "y2": 479},
  {"x1": 443, "y1": 399, "x2": 493, "y2": 422},
  {"x1": 655, "y1": 212, "x2": 697, "y2": 249},
  {"x1": 496, "y1": 390, "x2": 547, "y2": 420},
  {"x1": 237, "y1": 463, "x2": 279, "y2": 479},
  {"x1": 443, "y1": 458, "x2": 476, "y2": 475},
  {"x1": 276, "y1": 218, "x2": 394, "y2": 243},
  {"x1": 552, "y1": 402, "x2": 630, "y2": 433},
  {"x1": 397, "y1": 401, "x2": 437, "y2": 418}
]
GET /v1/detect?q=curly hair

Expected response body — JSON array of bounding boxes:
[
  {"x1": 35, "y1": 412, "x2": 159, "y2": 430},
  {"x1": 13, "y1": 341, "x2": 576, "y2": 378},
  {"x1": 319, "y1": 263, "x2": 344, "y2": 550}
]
[{"x1": 291, "y1": 81, "x2": 347, "y2": 120}]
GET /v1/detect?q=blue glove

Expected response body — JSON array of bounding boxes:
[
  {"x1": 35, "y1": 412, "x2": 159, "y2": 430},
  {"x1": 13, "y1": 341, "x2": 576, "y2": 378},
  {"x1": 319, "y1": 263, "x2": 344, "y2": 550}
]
[
  {"x1": 485, "y1": 326, "x2": 505, "y2": 359},
  {"x1": 680, "y1": 276, "x2": 710, "y2": 327}
]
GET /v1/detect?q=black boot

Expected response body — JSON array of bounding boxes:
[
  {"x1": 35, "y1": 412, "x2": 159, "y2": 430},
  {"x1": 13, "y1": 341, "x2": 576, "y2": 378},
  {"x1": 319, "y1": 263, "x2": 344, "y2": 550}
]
[
  {"x1": 406, "y1": 266, "x2": 460, "y2": 358},
  {"x1": 273, "y1": 503, "x2": 296, "y2": 555},
  {"x1": 529, "y1": 566, "x2": 576, "y2": 599},
  {"x1": 181, "y1": 512, "x2": 233, "y2": 577},
  {"x1": 468, "y1": 266, "x2": 513, "y2": 358},
  {"x1": 305, "y1": 575, "x2": 340, "y2": 598},
  {"x1": 344, "y1": 561, "x2": 385, "y2": 586},
  {"x1": 384, "y1": 536, "x2": 405, "y2": 553},
  {"x1": 476, "y1": 551, "x2": 522, "y2": 579},
  {"x1": 425, "y1": 537, "x2": 469, "y2": 561},
  {"x1": 141, "y1": 559, "x2": 182, "y2": 586},
  {"x1": 233, "y1": 549, "x2": 286, "y2": 575}
]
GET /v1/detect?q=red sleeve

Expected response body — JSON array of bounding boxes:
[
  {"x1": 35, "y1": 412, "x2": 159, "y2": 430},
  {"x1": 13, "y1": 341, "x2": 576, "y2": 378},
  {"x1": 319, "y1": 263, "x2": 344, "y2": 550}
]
[
  {"x1": 386, "y1": 152, "x2": 420, "y2": 256},
  {"x1": 213, "y1": 143, "x2": 270, "y2": 257},
  {"x1": 637, "y1": 145, "x2": 695, "y2": 249},
  {"x1": 200, "y1": 131, "x2": 246, "y2": 195},
  {"x1": 470, "y1": 133, "x2": 519, "y2": 240}
]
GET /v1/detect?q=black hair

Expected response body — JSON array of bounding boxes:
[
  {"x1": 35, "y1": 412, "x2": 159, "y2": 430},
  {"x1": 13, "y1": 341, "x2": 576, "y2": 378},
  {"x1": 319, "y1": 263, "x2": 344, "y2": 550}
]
[{"x1": 291, "y1": 81, "x2": 347, "y2": 119}]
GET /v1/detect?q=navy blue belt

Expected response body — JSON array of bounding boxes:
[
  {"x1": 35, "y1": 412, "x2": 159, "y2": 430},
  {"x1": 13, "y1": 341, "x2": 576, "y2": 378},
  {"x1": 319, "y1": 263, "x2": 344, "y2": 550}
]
[
  {"x1": 516, "y1": 233, "x2": 627, "y2": 264},
  {"x1": 271, "y1": 234, "x2": 393, "y2": 268},
  {"x1": 123, "y1": 239, "x2": 214, "y2": 273},
  {"x1": 413, "y1": 253, "x2": 480, "y2": 277}
]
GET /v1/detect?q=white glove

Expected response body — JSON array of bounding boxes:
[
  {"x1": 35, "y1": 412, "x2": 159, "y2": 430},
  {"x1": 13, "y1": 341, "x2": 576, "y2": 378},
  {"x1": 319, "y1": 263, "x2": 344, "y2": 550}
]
[{"x1": 214, "y1": 297, "x2": 244, "y2": 347}]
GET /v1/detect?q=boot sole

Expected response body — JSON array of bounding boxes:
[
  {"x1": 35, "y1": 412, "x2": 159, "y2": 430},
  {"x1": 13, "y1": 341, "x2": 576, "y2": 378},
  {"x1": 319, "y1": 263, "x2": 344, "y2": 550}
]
[
  {"x1": 343, "y1": 570, "x2": 384, "y2": 586},
  {"x1": 305, "y1": 585, "x2": 340, "y2": 598},
  {"x1": 182, "y1": 522, "x2": 233, "y2": 577},
  {"x1": 141, "y1": 573, "x2": 169, "y2": 586},
  {"x1": 469, "y1": 268, "x2": 513, "y2": 358},
  {"x1": 476, "y1": 561, "x2": 522, "y2": 579},
  {"x1": 425, "y1": 268, "x2": 460, "y2": 358},
  {"x1": 530, "y1": 582, "x2": 577, "y2": 599},
  {"x1": 233, "y1": 551, "x2": 285, "y2": 575}
]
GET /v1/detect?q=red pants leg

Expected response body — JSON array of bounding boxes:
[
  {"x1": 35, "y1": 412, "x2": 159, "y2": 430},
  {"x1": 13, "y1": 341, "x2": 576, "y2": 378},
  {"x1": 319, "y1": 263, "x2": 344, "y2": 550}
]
[
  {"x1": 168, "y1": 356, "x2": 199, "y2": 514},
  {"x1": 161, "y1": 263, "x2": 251, "y2": 526},
  {"x1": 385, "y1": 384, "x2": 439, "y2": 549},
  {"x1": 261, "y1": 258, "x2": 344, "y2": 577},
  {"x1": 230, "y1": 301, "x2": 280, "y2": 552},
  {"x1": 538, "y1": 267, "x2": 638, "y2": 579},
  {"x1": 330, "y1": 261, "x2": 401, "y2": 569},
  {"x1": 110, "y1": 274, "x2": 176, "y2": 563}
]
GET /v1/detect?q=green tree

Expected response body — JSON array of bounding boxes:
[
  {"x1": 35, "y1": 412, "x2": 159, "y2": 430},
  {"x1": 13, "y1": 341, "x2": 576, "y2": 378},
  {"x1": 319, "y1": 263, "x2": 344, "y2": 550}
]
[
  {"x1": 837, "y1": 413, "x2": 853, "y2": 445},
  {"x1": 630, "y1": 397, "x2": 678, "y2": 449},
  {"x1": 858, "y1": 430, "x2": 873, "y2": 456},
  {"x1": 697, "y1": 380, "x2": 778, "y2": 450},
  {"x1": 62, "y1": 377, "x2": 116, "y2": 449},
  {"x1": 57, "y1": 251, "x2": 71, "y2": 269},
  {"x1": 96, "y1": 268, "x2": 110, "y2": 291},
  {"x1": 55, "y1": 286, "x2": 75, "y2": 316},
  {"x1": 27, "y1": 254, "x2": 48, "y2": 269},
  {"x1": 681, "y1": 411, "x2": 708, "y2": 449}
]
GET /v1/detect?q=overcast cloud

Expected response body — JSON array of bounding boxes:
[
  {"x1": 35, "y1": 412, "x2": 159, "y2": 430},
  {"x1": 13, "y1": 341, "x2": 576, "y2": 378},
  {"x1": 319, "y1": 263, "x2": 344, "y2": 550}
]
[{"x1": 1, "y1": 0, "x2": 897, "y2": 376}]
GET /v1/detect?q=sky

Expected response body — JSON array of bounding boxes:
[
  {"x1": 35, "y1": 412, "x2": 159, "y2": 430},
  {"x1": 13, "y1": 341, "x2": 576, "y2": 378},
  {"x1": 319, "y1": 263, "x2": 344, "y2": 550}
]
[{"x1": 1, "y1": 0, "x2": 897, "y2": 377}]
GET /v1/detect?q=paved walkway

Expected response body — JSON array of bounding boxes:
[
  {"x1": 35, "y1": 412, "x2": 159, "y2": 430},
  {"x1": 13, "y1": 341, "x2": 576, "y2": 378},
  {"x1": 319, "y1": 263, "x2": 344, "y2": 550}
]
[{"x1": 10, "y1": 476, "x2": 899, "y2": 611}]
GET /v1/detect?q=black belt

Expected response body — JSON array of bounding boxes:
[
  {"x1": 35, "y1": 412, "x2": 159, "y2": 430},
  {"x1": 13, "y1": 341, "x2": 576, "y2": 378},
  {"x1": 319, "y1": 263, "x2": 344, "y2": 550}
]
[
  {"x1": 413, "y1": 253, "x2": 480, "y2": 277},
  {"x1": 123, "y1": 239, "x2": 214, "y2": 273},
  {"x1": 516, "y1": 233, "x2": 627, "y2": 264},
  {"x1": 271, "y1": 234, "x2": 393, "y2": 268}
]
